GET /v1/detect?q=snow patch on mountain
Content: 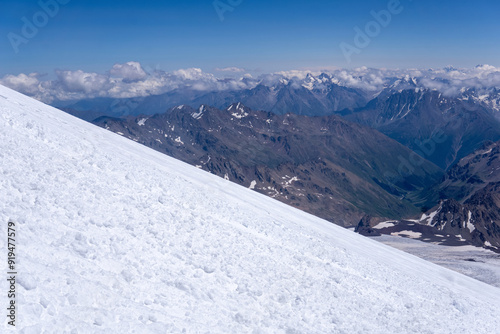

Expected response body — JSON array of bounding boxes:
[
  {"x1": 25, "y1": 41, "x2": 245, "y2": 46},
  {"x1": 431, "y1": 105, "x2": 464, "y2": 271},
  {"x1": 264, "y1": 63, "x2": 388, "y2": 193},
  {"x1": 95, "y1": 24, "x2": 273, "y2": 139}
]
[
  {"x1": 230, "y1": 102, "x2": 249, "y2": 119},
  {"x1": 374, "y1": 221, "x2": 396, "y2": 229},
  {"x1": 467, "y1": 211, "x2": 475, "y2": 233},
  {"x1": 191, "y1": 105, "x2": 205, "y2": 119},
  {"x1": 420, "y1": 206, "x2": 441, "y2": 226}
]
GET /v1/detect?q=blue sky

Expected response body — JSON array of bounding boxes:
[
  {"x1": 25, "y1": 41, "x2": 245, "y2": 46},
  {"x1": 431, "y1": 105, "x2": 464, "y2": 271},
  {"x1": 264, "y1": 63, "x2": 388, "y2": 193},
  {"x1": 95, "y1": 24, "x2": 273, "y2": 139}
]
[{"x1": 1, "y1": 0, "x2": 499, "y2": 76}]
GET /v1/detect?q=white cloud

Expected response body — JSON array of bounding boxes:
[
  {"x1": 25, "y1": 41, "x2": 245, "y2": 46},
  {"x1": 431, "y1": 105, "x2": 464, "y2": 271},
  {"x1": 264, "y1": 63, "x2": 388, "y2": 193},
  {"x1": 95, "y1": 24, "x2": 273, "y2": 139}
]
[
  {"x1": 0, "y1": 73, "x2": 41, "y2": 96},
  {"x1": 274, "y1": 70, "x2": 320, "y2": 80},
  {"x1": 109, "y1": 62, "x2": 147, "y2": 82},
  {"x1": 172, "y1": 68, "x2": 208, "y2": 81},
  {"x1": 2, "y1": 63, "x2": 500, "y2": 104},
  {"x1": 56, "y1": 70, "x2": 110, "y2": 94}
]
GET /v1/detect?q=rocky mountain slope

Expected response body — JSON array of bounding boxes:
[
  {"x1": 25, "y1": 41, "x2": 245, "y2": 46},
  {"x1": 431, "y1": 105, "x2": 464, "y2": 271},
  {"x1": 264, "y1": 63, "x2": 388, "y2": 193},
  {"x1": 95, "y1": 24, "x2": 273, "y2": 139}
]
[
  {"x1": 344, "y1": 89, "x2": 500, "y2": 169},
  {"x1": 417, "y1": 142, "x2": 500, "y2": 251},
  {"x1": 433, "y1": 141, "x2": 500, "y2": 201},
  {"x1": 93, "y1": 103, "x2": 443, "y2": 226},
  {"x1": 425, "y1": 183, "x2": 500, "y2": 250},
  {"x1": 359, "y1": 141, "x2": 500, "y2": 252}
]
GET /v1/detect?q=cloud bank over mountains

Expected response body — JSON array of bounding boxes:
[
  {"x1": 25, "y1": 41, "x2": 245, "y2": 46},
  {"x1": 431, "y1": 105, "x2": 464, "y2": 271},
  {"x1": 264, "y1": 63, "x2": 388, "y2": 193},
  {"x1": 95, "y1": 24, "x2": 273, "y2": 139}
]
[{"x1": 2, "y1": 61, "x2": 500, "y2": 103}]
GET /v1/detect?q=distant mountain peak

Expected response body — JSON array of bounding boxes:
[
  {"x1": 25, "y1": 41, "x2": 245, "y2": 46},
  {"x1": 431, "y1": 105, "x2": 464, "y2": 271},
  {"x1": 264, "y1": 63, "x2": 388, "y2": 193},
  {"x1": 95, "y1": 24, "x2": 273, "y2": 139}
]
[
  {"x1": 389, "y1": 75, "x2": 419, "y2": 92},
  {"x1": 173, "y1": 104, "x2": 188, "y2": 111}
]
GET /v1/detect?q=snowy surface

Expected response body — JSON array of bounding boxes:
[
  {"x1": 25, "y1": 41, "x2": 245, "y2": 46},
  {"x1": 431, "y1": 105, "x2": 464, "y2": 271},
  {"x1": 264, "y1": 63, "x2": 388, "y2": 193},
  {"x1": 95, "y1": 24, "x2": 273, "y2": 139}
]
[
  {"x1": 373, "y1": 235, "x2": 500, "y2": 288},
  {"x1": 373, "y1": 221, "x2": 396, "y2": 229},
  {"x1": 390, "y1": 231, "x2": 422, "y2": 239},
  {"x1": 1, "y1": 85, "x2": 500, "y2": 333}
]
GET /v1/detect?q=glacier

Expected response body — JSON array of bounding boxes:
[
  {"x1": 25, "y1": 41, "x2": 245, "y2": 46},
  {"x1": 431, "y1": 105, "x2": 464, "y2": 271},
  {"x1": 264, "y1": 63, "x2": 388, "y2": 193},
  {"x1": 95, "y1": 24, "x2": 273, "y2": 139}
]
[{"x1": 1, "y1": 84, "x2": 500, "y2": 333}]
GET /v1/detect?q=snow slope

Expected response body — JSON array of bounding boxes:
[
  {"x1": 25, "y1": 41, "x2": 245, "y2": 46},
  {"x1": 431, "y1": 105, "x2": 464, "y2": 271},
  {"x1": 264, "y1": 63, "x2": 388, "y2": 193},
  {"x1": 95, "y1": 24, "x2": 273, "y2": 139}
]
[
  {"x1": 1, "y1": 84, "x2": 500, "y2": 333},
  {"x1": 373, "y1": 235, "x2": 500, "y2": 288}
]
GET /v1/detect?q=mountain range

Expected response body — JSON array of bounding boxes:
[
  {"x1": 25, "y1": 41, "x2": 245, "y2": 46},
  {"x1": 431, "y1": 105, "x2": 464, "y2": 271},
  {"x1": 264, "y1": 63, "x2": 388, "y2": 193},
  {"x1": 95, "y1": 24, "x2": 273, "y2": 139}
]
[
  {"x1": 55, "y1": 71, "x2": 500, "y2": 118},
  {"x1": 59, "y1": 73, "x2": 500, "y2": 170},
  {"x1": 35, "y1": 72, "x2": 500, "y2": 252},
  {"x1": 93, "y1": 103, "x2": 442, "y2": 226},
  {"x1": 343, "y1": 86, "x2": 500, "y2": 169},
  {"x1": 87, "y1": 94, "x2": 500, "y2": 252},
  {"x1": 58, "y1": 74, "x2": 371, "y2": 119}
]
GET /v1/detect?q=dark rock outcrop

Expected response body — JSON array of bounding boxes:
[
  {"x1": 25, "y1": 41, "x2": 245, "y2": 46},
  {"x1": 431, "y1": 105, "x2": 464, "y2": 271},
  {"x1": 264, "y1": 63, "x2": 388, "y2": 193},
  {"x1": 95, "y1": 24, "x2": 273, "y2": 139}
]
[{"x1": 354, "y1": 215, "x2": 381, "y2": 236}]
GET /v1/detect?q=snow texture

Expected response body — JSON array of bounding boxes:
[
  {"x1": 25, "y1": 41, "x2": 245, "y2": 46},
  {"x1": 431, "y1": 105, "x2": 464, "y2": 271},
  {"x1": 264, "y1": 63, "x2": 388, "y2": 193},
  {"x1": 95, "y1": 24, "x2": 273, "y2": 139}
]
[
  {"x1": 373, "y1": 235, "x2": 500, "y2": 289},
  {"x1": 1, "y1": 85, "x2": 500, "y2": 333},
  {"x1": 373, "y1": 221, "x2": 396, "y2": 229}
]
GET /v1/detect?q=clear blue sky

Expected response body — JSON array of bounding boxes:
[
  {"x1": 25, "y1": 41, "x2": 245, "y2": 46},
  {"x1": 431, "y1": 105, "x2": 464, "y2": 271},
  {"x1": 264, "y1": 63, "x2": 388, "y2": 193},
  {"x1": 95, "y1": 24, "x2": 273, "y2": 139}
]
[{"x1": 1, "y1": 0, "x2": 499, "y2": 76}]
